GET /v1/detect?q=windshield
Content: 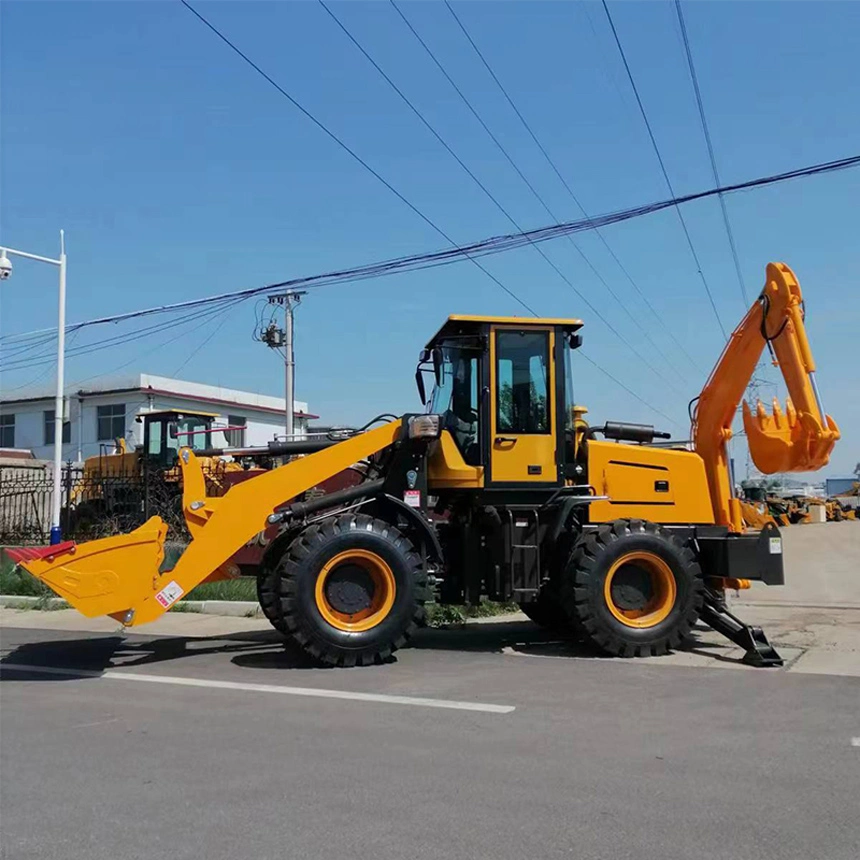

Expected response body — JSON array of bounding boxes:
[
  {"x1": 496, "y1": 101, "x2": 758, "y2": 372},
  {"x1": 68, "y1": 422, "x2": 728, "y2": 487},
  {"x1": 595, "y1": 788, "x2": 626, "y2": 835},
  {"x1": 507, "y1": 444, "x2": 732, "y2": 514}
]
[
  {"x1": 429, "y1": 343, "x2": 481, "y2": 465},
  {"x1": 168, "y1": 417, "x2": 212, "y2": 454}
]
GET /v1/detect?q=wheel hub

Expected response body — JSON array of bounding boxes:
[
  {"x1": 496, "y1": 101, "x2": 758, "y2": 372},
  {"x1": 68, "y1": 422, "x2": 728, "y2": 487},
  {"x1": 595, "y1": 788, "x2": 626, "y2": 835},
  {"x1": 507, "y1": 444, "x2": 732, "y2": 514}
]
[
  {"x1": 609, "y1": 563, "x2": 654, "y2": 611},
  {"x1": 324, "y1": 564, "x2": 376, "y2": 615},
  {"x1": 603, "y1": 551, "x2": 677, "y2": 629},
  {"x1": 315, "y1": 549, "x2": 397, "y2": 633}
]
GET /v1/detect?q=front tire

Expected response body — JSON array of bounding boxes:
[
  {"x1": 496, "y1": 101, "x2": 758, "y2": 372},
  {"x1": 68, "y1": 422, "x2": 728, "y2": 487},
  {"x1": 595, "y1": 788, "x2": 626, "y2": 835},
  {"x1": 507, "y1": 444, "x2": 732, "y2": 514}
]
[
  {"x1": 561, "y1": 519, "x2": 703, "y2": 657},
  {"x1": 273, "y1": 514, "x2": 427, "y2": 666}
]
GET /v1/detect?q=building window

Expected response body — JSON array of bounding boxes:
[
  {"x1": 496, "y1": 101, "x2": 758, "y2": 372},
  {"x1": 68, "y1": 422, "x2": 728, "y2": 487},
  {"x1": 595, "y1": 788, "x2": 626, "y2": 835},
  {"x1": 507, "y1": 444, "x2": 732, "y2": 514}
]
[
  {"x1": 97, "y1": 404, "x2": 126, "y2": 441},
  {"x1": 0, "y1": 413, "x2": 14, "y2": 448},
  {"x1": 44, "y1": 410, "x2": 71, "y2": 445},
  {"x1": 226, "y1": 415, "x2": 246, "y2": 447}
]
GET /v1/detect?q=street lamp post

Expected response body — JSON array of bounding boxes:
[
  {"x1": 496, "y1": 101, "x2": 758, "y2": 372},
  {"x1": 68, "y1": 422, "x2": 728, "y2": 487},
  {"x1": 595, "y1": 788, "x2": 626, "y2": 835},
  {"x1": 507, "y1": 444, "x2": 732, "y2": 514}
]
[{"x1": 0, "y1": 231, "x2": 68, "y2": 544}]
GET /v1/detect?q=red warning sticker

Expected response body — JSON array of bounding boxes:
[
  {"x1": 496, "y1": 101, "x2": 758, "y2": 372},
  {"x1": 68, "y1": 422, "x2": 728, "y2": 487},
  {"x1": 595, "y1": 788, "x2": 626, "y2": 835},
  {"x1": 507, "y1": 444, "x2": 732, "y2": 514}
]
[{"x1": 155, "y1": 580, "x2": 184, "y2": 608}]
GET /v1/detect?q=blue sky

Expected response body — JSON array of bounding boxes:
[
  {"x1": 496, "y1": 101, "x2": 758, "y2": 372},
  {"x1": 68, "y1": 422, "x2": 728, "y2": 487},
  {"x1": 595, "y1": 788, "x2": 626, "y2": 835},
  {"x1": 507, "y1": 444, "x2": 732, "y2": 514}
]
[{"x1": 1, "y1": 0, "x2": 858, "y2": 476}]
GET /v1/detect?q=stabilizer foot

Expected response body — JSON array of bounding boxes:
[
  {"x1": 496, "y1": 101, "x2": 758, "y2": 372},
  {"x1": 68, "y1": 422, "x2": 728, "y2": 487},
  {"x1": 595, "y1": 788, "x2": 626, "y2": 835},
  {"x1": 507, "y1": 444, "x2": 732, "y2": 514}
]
[{"x1": 700, "y1": 588, "x2": 784, "y2": 667}]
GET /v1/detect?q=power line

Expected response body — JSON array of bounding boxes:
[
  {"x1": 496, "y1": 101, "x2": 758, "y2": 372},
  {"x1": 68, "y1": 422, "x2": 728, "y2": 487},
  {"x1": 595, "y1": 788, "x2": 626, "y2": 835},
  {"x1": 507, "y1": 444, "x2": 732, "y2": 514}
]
[
  {"x1": 673, "y1": 0, "x2": 748, "y2": 307},
  {"x1": 67, "y1": 298, "x2": 247, "y2": 390},
  {"x1": 1, "y1": 298, "x2": 244, "y2": 373},
  {"x1": 318, "y1": 0, "x2": 681, "y2": 397},
  {"x1": 443, "y1": 0, "x2": 701, "y2": 369},
  {"x1": 3, "y1": 152, "x2": 857, "y2": 345},
  {"x1": 179, "y1": 0, "x2": 536, "y2": 318},
  {"x1": 171, "y1": 299, "x2": 242, "y2": 376},
  {"x1": 600, "y1": 0, "x2": 728, "y2": 340},
  {"x1": 390, "y1": 0, "x2": 687, "y2": 386}
]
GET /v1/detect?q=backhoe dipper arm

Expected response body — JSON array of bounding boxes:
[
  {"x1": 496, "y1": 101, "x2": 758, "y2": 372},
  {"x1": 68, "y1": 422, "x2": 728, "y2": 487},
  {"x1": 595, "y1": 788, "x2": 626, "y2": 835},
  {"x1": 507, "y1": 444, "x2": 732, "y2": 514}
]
[{"x1": 692, "y1": 262, "x2": 839, "y2": 533}]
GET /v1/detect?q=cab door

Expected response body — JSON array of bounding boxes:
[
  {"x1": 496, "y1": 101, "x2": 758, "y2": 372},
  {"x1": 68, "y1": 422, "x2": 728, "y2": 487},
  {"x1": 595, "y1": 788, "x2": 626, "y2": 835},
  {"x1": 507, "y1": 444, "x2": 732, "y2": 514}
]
[{"x1": 489, "y1": 326, "x2": 557, "y2": 484}]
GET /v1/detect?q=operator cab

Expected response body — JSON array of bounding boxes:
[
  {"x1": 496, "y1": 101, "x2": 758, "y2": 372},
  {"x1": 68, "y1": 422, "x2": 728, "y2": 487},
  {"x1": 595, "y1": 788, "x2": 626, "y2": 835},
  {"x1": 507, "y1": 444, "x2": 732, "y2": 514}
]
[
  {"x1": 417, "y1": 315, "x2": 584, "y2": 488},
  {"x1": 139, "y1": 409, "x2": 220, "y2": 468}
]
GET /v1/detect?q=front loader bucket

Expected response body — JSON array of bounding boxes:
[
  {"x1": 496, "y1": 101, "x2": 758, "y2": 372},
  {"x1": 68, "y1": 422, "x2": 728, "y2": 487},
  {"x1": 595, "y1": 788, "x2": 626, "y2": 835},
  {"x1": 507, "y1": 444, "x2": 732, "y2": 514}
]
[
  {"x1": 743, "y1": 397, "x2": 840, "y2": 474},
  {"x1": 4, "y1": 517, "x2": 168, "y2": 620}
]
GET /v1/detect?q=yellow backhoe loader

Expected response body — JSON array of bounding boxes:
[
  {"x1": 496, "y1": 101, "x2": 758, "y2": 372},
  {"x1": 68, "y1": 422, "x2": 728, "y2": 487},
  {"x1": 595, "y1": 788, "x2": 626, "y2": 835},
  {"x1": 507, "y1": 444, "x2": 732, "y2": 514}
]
[{"x1": 6, "y1": 263, "x2": 839, "y2": 667}]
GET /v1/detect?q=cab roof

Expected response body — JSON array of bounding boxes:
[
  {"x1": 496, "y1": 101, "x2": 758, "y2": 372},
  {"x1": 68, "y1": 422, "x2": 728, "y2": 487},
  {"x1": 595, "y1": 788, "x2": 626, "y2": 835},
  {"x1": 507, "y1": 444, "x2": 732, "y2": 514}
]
[{"x1": 426, "y1": 315, "x2": 584, "y2": 349}]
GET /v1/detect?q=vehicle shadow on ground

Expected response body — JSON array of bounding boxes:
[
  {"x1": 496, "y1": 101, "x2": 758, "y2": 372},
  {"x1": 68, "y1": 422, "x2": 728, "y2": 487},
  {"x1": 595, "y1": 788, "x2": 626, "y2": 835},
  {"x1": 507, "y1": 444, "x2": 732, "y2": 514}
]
[
  {"x1": 0, "y1": 620, "x2": 743, "y2": 680},
  {"x1": 0, "y1": 629, "x2": 319, "y2": 681},
  {"x1": 408, "y1": 620, "x2": 738, "y2": 664}
]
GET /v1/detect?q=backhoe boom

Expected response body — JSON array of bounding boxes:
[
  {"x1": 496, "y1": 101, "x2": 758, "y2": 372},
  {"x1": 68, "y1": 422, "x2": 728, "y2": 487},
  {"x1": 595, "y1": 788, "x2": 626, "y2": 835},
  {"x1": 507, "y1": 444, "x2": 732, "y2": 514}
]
[{"x1": 692, "y1": 263, "x2": 839, "y2": 532}]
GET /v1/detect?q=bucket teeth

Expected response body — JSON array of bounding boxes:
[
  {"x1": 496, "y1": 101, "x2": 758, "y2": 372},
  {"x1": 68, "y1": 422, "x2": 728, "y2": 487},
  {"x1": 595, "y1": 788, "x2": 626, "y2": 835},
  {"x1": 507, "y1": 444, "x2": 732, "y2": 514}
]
[{"x1": 743, "y1": 398, "x2": 838, "y2": 474}]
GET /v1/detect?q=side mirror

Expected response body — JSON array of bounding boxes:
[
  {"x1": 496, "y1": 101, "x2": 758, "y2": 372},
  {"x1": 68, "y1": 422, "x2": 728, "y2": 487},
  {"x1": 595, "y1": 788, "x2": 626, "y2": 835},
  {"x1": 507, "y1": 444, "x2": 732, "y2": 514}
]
[
  {"x1": 415, "y1": 368, "x2": 427, "y2": 404},
  {"x1": 432, "y1": 347, "x2": 444, "y2": 386},
  {"x1": 569, "y1": 332, "x2": 583, "y2": 350},
  {"x1": 168, "y1": 422, "x2": 179, "y2": 440}
]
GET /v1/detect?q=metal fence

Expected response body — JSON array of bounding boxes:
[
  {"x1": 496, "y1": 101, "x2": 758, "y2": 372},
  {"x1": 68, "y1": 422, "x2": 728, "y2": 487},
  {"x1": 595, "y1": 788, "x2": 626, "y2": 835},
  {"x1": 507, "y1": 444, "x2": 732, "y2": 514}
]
[
  {"x1": 0, "y1": 460, "x2": 232, "y2": 546},
  {"x1": 0, "y1": 464, "x2": 53, "y2": 545}
]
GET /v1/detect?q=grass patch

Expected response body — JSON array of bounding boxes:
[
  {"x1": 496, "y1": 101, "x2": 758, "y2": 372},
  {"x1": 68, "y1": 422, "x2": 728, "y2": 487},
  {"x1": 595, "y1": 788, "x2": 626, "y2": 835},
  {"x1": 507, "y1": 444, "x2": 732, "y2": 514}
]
[
  {"x1": 425, "y1": 600, "x2": 519, "y2": 628},
  {"x1": 0, "y1": 554, "x2": 53, "y2": 597},
  {"x1": 168, "y1": 601, "x2": 201, "y2": 613},
  {"x1": 185, "y1": 579, "x2": 257, "y2": 601}
]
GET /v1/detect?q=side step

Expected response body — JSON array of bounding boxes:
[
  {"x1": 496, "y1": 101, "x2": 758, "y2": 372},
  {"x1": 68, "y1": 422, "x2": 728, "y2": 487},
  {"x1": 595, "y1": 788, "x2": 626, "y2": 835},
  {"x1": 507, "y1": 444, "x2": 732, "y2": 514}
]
[{"x1": 699, "y1": 588, "x2": 784, "y2": 667}]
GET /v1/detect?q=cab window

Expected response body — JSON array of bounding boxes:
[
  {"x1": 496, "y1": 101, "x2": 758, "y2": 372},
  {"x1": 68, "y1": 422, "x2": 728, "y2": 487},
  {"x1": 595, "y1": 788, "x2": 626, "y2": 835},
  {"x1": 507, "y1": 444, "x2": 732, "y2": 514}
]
[
  {"x1": 496, "y1": 331, "x2": 549, "y2": 434},
  {"x1": 430, "y1": 345, "x2": 481, "y2": 465}
]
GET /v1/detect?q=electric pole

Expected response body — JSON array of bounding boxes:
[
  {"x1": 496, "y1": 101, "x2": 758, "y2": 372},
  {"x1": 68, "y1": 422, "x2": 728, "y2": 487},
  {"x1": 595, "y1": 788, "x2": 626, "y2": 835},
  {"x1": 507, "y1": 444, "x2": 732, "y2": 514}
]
[{"x1": 260, "y1": 290, "x2": 306, "y2": 439}]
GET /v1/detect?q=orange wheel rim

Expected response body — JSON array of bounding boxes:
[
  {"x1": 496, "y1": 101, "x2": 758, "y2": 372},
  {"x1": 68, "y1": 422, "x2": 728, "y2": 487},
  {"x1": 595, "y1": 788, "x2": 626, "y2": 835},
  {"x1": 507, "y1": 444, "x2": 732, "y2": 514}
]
[
  {"x1": 315, "y1": 549, "x2": 396, "y2": 632},
  {"x1": 604, "y1": 551, "x2": 676, "y2": 629}
]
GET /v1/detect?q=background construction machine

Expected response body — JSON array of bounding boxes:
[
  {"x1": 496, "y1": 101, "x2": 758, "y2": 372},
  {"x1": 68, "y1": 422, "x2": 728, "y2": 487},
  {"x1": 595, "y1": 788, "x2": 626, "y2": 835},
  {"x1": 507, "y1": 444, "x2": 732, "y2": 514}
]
[
  {"x1": 64, "y1": 409, "x2": 248, "y2": 539},
  {"x1": 6, "y1": 263, "x2": 839, "y2": 668}
]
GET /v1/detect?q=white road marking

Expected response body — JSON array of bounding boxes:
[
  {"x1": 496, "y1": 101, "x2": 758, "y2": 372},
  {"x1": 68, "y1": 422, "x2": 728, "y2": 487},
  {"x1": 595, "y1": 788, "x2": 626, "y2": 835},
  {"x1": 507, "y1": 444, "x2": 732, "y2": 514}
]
[
  {"x1": 851, "y1": 737, "x2": 860, "y2": 747},
  {"x1": 71, "y1": 718, "x2": 119, "y2": 730},
  {"x1": 0, "y1": 663, "x2": 515, "y2": 714}
]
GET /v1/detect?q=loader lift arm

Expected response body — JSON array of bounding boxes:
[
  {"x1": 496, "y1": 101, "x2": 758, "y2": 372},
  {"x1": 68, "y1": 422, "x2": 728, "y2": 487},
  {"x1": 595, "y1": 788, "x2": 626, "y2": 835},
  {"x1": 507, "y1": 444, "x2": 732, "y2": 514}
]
[
  {"x1": 692, "y1": 263, "x2": 839, "y2": 534},
  {"x1": 6, "y1": 419, "x2": 405, "y2": 626}
]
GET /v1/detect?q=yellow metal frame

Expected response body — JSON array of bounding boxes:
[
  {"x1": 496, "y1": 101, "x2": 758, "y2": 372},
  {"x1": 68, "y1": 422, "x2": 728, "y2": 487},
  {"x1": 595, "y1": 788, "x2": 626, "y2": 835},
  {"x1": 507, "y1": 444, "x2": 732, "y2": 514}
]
[
  {"x1": 427, "y1": 430, "x2": 484, "y2": 489},
  {"x1": 488, "y1": 324, "x2": 558, "y2": 484}
]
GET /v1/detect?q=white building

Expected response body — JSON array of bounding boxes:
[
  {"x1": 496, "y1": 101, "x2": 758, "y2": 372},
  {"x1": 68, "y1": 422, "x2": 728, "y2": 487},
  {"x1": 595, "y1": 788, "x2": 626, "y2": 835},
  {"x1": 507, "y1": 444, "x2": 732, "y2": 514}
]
[{"x1": 0, "y1": 373, "x2": 317, "y2": 461}]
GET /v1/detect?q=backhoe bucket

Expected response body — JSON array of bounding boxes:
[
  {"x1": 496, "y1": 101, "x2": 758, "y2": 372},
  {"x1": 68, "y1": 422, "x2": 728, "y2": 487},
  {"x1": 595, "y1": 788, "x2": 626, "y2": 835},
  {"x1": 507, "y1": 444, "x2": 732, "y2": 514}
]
[
  {"x1": 4, "y1": 517, "x2": 168, "y2": 620},
  {"x1": 743, "y1": 397, "x2": 839, "y2": 474}
]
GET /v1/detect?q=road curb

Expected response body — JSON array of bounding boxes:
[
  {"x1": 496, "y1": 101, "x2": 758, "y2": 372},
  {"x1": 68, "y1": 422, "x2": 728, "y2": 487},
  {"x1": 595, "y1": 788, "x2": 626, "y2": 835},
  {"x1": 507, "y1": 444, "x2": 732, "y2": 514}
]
[
  {"x1": 0, "y1": 595, "x2": 265, "y2": 617},
  {"x1": 0, "y1": 595, "x2": 526, "y2": 624}
]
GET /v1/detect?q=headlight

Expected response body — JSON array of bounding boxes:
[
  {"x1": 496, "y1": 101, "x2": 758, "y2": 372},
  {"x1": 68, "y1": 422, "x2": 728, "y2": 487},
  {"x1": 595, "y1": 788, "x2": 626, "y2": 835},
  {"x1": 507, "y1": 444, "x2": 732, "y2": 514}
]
[{"x1": 408, "y1": 414, "x2": 441, "y2": 439}]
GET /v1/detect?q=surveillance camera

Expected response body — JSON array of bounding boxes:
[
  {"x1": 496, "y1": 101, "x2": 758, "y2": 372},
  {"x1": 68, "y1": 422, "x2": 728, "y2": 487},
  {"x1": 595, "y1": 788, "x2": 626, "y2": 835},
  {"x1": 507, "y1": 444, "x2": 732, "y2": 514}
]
[{"x1": 0, "y1": 252, "x2": 11, "y2": 281}]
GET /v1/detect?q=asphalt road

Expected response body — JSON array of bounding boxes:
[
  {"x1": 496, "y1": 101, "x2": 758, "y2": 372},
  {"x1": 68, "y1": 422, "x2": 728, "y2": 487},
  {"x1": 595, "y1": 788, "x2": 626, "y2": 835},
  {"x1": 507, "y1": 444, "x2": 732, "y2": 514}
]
[{"x1": 2, "y1": 622, "x2": 858, "y2": 860}]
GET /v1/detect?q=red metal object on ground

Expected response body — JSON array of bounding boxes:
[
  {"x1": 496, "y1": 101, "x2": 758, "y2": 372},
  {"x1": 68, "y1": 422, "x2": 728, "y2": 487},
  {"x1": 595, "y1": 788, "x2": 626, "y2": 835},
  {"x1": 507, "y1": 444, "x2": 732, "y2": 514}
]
[{"x1": 4, "y1": 541, "x2": 77, "y2": 564}]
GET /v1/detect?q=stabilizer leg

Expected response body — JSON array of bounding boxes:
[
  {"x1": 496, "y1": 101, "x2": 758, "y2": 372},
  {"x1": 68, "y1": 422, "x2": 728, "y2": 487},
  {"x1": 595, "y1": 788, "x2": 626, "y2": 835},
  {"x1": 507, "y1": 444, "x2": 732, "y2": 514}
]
[{"x1": 699, "y1": 588, "x2": 784, "y2": 667}]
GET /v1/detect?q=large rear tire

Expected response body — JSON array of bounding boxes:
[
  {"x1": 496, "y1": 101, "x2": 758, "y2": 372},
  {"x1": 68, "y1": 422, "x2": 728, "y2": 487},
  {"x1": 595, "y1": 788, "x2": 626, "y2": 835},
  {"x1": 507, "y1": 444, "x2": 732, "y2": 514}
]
[
  {"x1": 561, "y1": 519, "x2": 703, "y2": 657},
  {"x1": 273, "y1": 513, "x2": 427, "y2": 667}
]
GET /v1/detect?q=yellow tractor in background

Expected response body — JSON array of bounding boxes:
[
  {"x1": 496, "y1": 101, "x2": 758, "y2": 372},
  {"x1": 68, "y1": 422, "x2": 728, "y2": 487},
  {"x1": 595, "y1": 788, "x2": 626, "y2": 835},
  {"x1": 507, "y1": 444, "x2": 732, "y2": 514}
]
[
  {"x1": 7, "y1": 263, "x2": 839, "y2": 667},
  {"x1": 65, "y1": 409, "x2": 245, "y2": 537}
]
